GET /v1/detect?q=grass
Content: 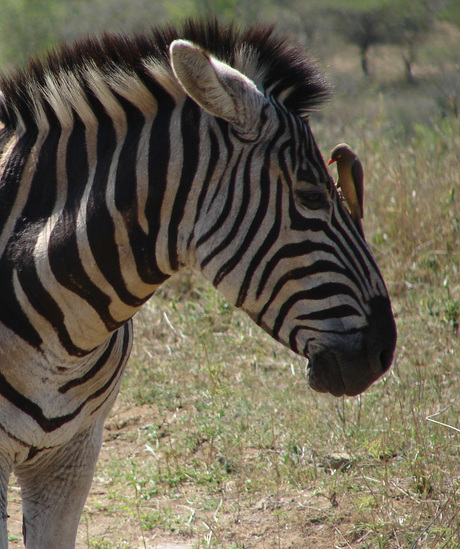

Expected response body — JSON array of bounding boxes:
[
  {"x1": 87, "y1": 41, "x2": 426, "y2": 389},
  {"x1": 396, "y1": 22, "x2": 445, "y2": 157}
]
[
  {"x1": 4, "y1": 17, "x2": 459, "y2": 549},
  {"x1": 78, "y1": 98, "x2": 460, "y2": 546},
  {"x1": 78, "y1": 21, "x2": 459, "y2": 549},
  {"x1": 81, "y1": 241, "x2": 459, "y2": 548}
]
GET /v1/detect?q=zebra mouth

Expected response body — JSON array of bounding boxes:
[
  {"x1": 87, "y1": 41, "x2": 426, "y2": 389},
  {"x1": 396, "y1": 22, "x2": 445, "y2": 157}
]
[
  {"x1": 306, "y1": 350, "x2": 385, "y2": 397},
  {"x1": 307, "y1": 352, "x2": 347, "y2": 397},
  {"x1": 306, "y1": 296, "x2": 397, "y2": 397}
]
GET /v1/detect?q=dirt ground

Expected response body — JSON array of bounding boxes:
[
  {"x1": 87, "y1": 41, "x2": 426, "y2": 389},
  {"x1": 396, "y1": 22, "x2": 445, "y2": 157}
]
[
  {"x1": 6, "y1": 398, "x2": 367, "y2": 549},
  {"x1": 82, "y1": 401, "x2": 353, "y2": 549}
]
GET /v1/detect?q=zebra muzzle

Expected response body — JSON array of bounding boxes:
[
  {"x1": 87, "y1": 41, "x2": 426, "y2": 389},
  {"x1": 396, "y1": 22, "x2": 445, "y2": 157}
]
[{"x1": 306, "y1": 296, "x2": 397, "y2": 397}]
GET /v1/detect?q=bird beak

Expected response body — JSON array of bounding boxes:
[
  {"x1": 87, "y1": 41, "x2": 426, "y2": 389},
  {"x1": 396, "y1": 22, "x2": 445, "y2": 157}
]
[{"x1": 327, "y1": 158, "x2": 336, "y2": 166}]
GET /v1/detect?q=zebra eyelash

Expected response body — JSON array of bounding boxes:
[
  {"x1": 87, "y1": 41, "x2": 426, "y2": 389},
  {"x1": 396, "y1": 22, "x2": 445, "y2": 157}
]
[{"x1": 295, "y1": 187, "x2": 329, "y2": 211}]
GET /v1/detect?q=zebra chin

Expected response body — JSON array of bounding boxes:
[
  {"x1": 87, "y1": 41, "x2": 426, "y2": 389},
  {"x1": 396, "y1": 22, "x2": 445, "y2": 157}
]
[{"x1": 305, "y1": 296, "x2": 397, "y2": 397}]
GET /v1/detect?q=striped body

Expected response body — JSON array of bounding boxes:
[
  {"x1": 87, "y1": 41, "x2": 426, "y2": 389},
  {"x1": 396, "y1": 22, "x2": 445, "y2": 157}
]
[{"x1": 0, "y1": 21, "x2": 396, "y2": 547}]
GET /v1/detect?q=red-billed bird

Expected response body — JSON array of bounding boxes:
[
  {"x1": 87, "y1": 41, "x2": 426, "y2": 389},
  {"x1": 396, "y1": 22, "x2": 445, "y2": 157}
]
[{"x1": 328, "y1": 143, "x2": 364, "y2": 236}]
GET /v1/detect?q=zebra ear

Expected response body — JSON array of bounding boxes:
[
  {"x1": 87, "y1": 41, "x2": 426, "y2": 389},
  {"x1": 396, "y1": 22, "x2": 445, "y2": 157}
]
[{"x1": 170, "y1": 39, "x2": 266, "y2": 140}]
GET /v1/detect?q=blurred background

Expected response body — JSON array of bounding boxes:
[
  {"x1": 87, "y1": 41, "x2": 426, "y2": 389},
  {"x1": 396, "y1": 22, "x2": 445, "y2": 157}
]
[
  {"x1": 1, "y1": 0, "x2": 459, "y2": 152},
  {"x1": 0, "y1": 0, "x2": 459, "y2": 129}
]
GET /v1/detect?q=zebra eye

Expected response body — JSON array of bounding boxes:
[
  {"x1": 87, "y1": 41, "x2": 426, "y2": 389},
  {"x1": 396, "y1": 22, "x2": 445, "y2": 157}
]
[{"x1": 295, "y1": 188, "x2": 327, "y2": 210}]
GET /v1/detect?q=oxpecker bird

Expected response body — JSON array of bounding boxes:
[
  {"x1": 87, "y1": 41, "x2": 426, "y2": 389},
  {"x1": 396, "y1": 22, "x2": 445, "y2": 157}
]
[{"x1": 328, "y1": 143, "x2": 364, "y2": 236}]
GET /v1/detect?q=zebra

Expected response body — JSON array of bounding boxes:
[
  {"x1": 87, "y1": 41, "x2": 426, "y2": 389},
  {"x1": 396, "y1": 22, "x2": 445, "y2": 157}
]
[{"x1": 0, "y1": 20, "x2": 396, "y2": 548}]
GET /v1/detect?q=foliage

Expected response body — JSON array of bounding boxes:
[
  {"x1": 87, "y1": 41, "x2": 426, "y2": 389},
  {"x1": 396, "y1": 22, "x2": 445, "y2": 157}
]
[
  {"x1": 0, "y1": 0, "x2": 459, "y2": 71},
  {"x1": 328, "y1": 0, "x2": 438, "y2": 80},
  {"x1": 0, "y1": 0, "x2": 167, "y2": 68}
]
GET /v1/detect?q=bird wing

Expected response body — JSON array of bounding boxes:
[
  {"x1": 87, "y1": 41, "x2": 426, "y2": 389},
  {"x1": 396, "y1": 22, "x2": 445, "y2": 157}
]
[{"x1": 351, "y1": 159, "x2": 364, "y2": 218}]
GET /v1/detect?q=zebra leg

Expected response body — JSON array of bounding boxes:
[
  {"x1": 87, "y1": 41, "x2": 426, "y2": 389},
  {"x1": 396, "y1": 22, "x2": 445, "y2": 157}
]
[
  {"x1": 0, "y1": 453, "x2": 11, "y2": 549},
  {"x1": 14, "y1": 421, "x2": 105, "y2": 549}
]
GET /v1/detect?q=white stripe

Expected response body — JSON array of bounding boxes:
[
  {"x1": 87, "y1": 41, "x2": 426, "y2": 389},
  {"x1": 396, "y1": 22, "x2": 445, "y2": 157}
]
[
  {"x1": 135, "y1": 114, "x2": 155, "y2": 234},
  {"x1": 89, "y1": 72, "x2": 159, "y2": 301},
  {"x1": 155, "y1": 102, "x2": 184, "y2": 274},
  {"x1": 0, "y1": 124, "x2": 49, "y2": 258}
]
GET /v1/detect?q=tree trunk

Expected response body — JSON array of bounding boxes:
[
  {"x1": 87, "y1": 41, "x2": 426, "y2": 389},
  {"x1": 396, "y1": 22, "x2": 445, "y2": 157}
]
[
  {"x1": 403, "y1": 52, "x2": 415, "y2": 84},
  {"x1": 360, "y1": 46, "x2": 370, "y2": 76}
]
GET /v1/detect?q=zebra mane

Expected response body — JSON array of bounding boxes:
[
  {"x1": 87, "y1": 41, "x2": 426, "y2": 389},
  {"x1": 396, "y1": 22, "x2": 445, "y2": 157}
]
[{"x1": 0, "y1": 19, "x2": 331, "y2": 131}]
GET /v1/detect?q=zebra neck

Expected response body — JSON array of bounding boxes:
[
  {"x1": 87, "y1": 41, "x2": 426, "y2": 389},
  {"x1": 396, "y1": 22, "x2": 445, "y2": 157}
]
[{"x1": 0, "y1": 72, "x2": 252, "y2": 357}]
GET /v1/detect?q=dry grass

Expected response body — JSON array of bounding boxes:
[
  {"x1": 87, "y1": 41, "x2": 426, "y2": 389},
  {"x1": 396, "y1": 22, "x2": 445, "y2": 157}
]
[
  {"x1": 5, "y1": 19, "x2": 460, "y2": 549},
  {"x1": 73, "y1": 109, "x2": 459, "y2": 547}
]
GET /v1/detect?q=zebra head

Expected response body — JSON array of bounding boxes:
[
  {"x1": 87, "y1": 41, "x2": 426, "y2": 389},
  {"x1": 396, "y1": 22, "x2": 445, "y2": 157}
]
[{"x1": 170, "y1": 36, "x2": 396, "y2": 398}]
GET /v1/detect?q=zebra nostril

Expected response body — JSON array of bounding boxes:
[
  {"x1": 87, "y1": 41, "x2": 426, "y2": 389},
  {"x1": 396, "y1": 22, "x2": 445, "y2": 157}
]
[
  {"x1": 365, "y1": 296, "x2": 397, "y2": 374},
  {"x1": 379, "y1": 348, "x2": 393, "y2": 373}
]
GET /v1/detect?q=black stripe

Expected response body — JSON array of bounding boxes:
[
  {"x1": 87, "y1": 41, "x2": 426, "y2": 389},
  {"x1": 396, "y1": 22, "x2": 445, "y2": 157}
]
[
  {"x1": 234, "y1": 118, "x2": 290, "y2": 308},
  {"x1": 257, "y1": 259, "x2": 361, "y2": 324},
  {"x1": 212, "y1": 146, "x2": 256, "y2": 286},
  {"x1": 88, "y1": 324, "x2": 132, "y2": 416},
  {"x1": 0, "y1": 124, "x2": 42, "y2": 347},
  {"x1": 288, "y1": 327, "x2": 315, "y2": 355},
  {"x1": 0, "y1": 130, "x2": 38, "y2": 234},
  {"x1": 198, "y1": 152, "x2": 242, "y2": 266},
  {"x1": 0, "y1": 368, "x2": 84, "y2": 431},
  {"x1": 49, "y1": 116, "x2": 121, "y2": 332},
  {"x1": 288, "y1": 324, "x2": 362, "y2": 355},
  {"x1": 187, "y1": 128, "x2": 220, "y2": 249},
  {"x1": 19, "y1": 108, "x2": 60, "y2": 222},
  {"x1": 128, "y1": 88, "x2": 174, "y2": 284},
  {"x1": 272, "y1": 282, "x2": 361, "y2": 339},
  {"x1": 257, "y1": 241, "x2": 341, "y2": 299},
  {"x1": 296, "y1": 304, "x2": 361, "y2": 321},
  {"x1": 214, "y1": 117, "x2": 286, "y2": 289},
  {"x1": 0, "y1": 271, "x2": 43, "y2": 349},
  {"x1": 236, "y1": 177, "x2": 283, "y2": 308},
  {"x1": 4, "y1": 117, "x2": 89, "y2": 355},
  {"x1": 196, "y1": 122, "x2": 235, "y2": 250},
  {"x1": 58, "y1": 333, "x2": 118, "y2": 393},
  {"x1": 16, "y1": 261, "x2": 89, "y2": 356},
  {"x1": 329, "y1": 216, "x2": 373, "y2": 295},
  {"x1": 114, "y1": 95, "x2": 145, "y2": 217},
  {"x1": 86, "y1": 102, "x2": 144, "y2": 307},
  {"x1": 0, "y1": 325, "x2": 130, "y2": 432},
  {"x1": 63, "y1": 114, "x2": 89, "y2": 205},
  {"x1": 167, "y1": 99, "x2": 201, "y2": 271},
  {"x1": 204, "y1": 119, "x2": 234, "y2": 215},
  {"x1": 0, "y1": 265, "x2": 43, "y2": 348},
  {"x1": 331, "y1": 203, "x2": 376, "y2": 291},
  {"x1": 90, "y1": 324, "x2": 132, "y2": 415}
]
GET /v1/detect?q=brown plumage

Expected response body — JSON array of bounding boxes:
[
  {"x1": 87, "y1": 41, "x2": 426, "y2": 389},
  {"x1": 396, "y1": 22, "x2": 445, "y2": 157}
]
[{"x1": 328, "y1": 143, "x2": 364, "y2": 235}]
